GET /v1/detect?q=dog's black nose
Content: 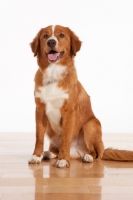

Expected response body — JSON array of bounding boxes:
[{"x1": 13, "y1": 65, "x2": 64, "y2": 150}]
[{"x1": 47, "y1": 39, "x2": 56, "y2": 48}]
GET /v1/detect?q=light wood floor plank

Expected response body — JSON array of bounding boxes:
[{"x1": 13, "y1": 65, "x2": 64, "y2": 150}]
[
  {"x1": 1, "y1": 193, "x2": 133, "y2": 200},
  {"x1": 89, "y1": 186, "x2": 133, "y2": 194},
  {"x1": 0, "y1": 186, "x2": 90, "y2": 194},
  {"x1": 1, "y1": 177, "x2": 133, "y2": 186}
]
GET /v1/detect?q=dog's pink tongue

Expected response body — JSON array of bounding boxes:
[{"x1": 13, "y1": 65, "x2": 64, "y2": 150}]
[{"x1": 48, "y1": 53, "x2": 60, "y2": 61}]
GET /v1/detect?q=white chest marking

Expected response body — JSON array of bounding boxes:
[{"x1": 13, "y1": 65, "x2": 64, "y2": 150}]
[
  {"x1": 43, "y1": 63, "x2": 67, "y2": 84},
  {"x1": 35, "y1": 64, "x2": 68, "y2": 133}
]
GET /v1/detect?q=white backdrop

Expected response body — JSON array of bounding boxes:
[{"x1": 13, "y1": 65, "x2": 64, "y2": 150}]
[{"x1": 0, "y1": 0, "x2": 133, "y2": 133}]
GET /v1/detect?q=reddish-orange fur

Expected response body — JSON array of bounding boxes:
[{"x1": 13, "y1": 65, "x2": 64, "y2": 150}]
[{"x1": 29, "y1": 25, "x2": 133, "y2": 167}]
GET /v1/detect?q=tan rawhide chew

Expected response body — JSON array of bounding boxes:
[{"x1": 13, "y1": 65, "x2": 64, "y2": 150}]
[{"x1": 29, "y1": 25, "x2": 133, "y2": 168}]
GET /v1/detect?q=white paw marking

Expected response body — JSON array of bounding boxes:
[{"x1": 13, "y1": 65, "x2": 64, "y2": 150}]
[
  {"x1": 56, "y1": 159, "x2": 69, "y2": 168},
  {"x1": 43, "y1": 151, "x2": 57, "y2": 159},
  {"x1": 83, "y1": 154, "x2": 93, "y2": 163},
  {"x1": 28, "y1": 155, "x2": 43, "y2": 164}
]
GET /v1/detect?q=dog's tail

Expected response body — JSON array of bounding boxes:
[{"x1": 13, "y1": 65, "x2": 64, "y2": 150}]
[{"x1": 102, "y1": 148, "x2": 133, "y2": 161}]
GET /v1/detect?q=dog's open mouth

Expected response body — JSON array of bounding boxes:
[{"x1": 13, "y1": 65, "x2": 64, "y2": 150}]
[{"x1": 47, "y1": 50, "x2": 64, "y2": 62}]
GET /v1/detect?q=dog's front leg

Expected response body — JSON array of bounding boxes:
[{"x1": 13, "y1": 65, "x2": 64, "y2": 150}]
[
  {"x1": 56, "y1": 109, "x2": 75, "y2": 168},
  {"x1": 29, "y1": 103, "x2": 47, "y2": 164}
]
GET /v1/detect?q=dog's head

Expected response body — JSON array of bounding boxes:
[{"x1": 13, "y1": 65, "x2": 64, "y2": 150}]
[{"x1": 30, "y1": 25, "x2": 82, "y2": 64}]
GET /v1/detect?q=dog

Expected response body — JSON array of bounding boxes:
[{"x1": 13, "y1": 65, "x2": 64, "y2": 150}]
[{"x1": 29, "y1": 25, "x2": 133, "y2": 168}]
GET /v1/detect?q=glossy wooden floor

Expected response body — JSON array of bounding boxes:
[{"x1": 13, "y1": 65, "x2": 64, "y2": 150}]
[{"x1": 0, "y1": 133, "x2": 133, "y2": 200}]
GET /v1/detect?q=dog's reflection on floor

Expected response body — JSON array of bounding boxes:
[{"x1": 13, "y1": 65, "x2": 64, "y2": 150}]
[{"x1": 28, "y1": 158, "x2": 105, "y2": 179}]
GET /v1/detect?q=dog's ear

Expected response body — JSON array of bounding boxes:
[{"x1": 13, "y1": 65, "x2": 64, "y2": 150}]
[
  {"x1": 69, "y1": 29, "x2": 82, "y2": 57},
  {"x1": 30, "y1": 29, "x2": 43, "y2": 57}
]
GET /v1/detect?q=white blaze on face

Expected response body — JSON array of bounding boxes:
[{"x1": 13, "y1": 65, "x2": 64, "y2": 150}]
[
  {"x1": 52, "y1": 25, "x2": 55, "y2": 36},
  {"x1": 47, "y1": 25, "x2": 61, "y2": 62},
  {"x1": 47, "y1": 26, "x2": 60, "y2": 62},
  {"x1": 48, "y1": 25, "x2": 58, "y2": 47}
]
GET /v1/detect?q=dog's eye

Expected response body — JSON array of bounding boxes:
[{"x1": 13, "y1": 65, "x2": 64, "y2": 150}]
[
  {"x1": 59, "y1": 33, "x2": 65, "y2": 38},
  {"x1": 44, "y1": 34, "x2": 48, "y2": 39}
]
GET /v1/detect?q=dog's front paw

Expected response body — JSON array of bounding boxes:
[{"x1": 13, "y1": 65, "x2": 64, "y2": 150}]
[
  {"x1": 56, "y1": 159, "x2": 69, "y2": 168},
  {"x1": 83, "y1": 154, "x2": 93, "y2": 163},
  {"x1": 28, "y1": 155, "x2": 43, "y2": 164}
]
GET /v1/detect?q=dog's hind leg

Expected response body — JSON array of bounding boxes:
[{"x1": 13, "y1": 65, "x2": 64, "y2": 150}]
[
  {"x1": 43, "y1": 151, "x2": 57, "y2": 159},
  {"x1": 83, "y1": 118, "x2": 104, "y2": 160},
  {"x1": 43, "y1": 142, "x2": 59, "y2": 159}
]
